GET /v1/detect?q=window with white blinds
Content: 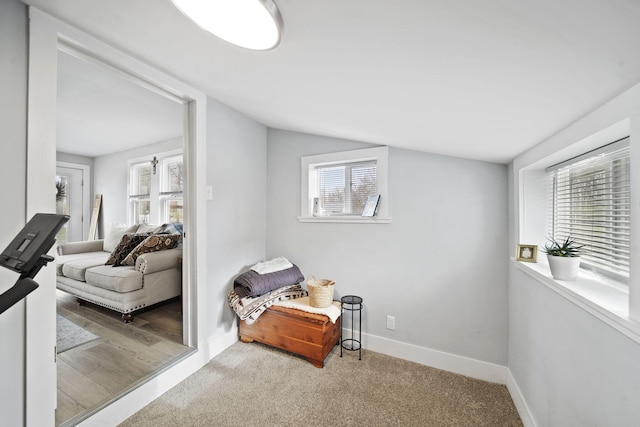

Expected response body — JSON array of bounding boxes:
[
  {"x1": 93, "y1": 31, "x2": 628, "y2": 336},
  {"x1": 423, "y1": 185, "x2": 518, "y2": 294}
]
[
  {"x1": 317, "y1": 161, "x2": 376, "y2": 215},
  {"x1": 301, "y1": 146, "x2": 389, "y2": 222},
  {"x1": 549, "y1": 137, "x2": 630, "y2": 280}
]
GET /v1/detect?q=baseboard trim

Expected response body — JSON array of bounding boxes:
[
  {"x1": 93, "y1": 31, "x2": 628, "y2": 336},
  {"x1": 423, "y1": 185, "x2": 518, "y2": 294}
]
[
  {"x1": 506, "y1": 368, "x2": 538, "y2": 427},
  {"x1": 207, "y1": 328, "x2": 239, "y2": 360},
  {"x1": 362, "y1": 332, "x2": 507, "y2": 384}
]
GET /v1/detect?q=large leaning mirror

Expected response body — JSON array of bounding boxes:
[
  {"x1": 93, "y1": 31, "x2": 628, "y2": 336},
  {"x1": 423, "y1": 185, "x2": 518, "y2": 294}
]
[{"x1": 54, "y1": 46, "x2": 192, "y2": 426}]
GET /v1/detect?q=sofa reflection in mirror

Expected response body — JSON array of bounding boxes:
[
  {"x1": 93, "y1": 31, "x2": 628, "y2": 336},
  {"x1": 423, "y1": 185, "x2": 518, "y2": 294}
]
[{"x1": 55, "y1": 223, "x2": 182, "y2": 322}]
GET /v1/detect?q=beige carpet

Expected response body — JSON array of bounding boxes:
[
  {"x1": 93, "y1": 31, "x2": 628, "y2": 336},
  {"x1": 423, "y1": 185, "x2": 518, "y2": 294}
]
[{"x1": 120, "y1": 341, "x2": 522, "y2": 427}]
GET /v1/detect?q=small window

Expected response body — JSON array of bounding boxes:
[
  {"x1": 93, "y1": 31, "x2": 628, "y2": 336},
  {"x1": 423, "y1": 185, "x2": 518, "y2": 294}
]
[
  {"x1": 300, "y1": 146, "x2": 390, "y2": 222},
  {"x1": 548, "y1": 138, "x2": 630, "y2": 281}
]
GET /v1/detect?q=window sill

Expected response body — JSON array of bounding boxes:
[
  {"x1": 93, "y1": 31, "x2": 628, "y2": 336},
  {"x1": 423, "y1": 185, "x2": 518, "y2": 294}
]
[
  {"x1": 297, "y1": 216, "x2": 392, "y2": 224},
  {"x1": 512, "y1": 258, "x2": 640, "y2": 344}
]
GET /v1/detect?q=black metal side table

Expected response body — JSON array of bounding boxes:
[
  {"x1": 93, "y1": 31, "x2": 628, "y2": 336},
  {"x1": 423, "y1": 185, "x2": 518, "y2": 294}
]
[{"x1": 340, "y1": 295, "x2": 363, "y2": 360}]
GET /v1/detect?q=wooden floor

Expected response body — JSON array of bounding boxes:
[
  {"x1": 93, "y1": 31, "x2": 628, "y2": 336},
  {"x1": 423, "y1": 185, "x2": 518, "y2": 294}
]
[{"x1": 55, "y1": 290, "x2": 190, "y2": 426}]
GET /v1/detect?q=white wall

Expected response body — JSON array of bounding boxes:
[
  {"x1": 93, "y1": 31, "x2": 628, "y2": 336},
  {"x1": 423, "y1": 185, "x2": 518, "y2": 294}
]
[
  {"x1": 266, "y1": 129, "x2": 509, "y2": 366},
  {"x1": 509, "y1": 265, "x2": 640, "y2": 426},
  {"x1": 93, "y1": 138, "x2": 181, "y2": 236},
  {"x1": 205, "y1": 97, "x2": 267, "y2": 352},
  {"x1": 0, "y1": 0, "x2": 28, "y2": 425},
  {"x1": 509, "y1": 83, "x2": 640, "y2": 426}
]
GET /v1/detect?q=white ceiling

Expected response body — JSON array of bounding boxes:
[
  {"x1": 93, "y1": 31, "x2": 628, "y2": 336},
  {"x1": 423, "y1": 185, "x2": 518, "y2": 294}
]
[
  {"x1": 56, "y1": 51, "x2": 184, "y2": 157},
  {"x1": 26, "y1": 0, "x2": 640, "y2": 163}
]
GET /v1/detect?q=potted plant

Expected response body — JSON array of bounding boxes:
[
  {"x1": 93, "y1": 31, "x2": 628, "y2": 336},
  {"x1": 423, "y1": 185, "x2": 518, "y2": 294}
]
[{"x1": 541, "y1": 236, "x2": 583, "y2": 281}]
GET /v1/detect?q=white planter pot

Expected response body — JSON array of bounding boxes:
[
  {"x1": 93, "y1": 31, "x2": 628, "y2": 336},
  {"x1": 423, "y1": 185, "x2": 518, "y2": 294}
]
[{"x1": 547, "y1": 255, "x2": 581, "y2": 281}]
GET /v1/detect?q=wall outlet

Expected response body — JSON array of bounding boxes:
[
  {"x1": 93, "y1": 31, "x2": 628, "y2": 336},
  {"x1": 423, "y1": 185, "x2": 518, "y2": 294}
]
[{"x1": 386, "y1": 315, "x2": 396, "y2": 330}]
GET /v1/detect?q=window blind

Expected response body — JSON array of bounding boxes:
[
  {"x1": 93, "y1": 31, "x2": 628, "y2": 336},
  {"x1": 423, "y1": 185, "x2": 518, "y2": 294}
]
[
  {"x1": 550, "y1": 138, "x2": 630, "y2": 279},
  {"x1": 317, "y1": 160, "x2": 376, "y2": 215}
]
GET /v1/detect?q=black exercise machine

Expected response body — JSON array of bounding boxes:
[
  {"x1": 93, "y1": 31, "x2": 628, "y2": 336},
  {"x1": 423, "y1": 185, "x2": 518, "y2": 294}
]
[{"x1": 0, "y1": 213, "x2": 69, "y2": 315}]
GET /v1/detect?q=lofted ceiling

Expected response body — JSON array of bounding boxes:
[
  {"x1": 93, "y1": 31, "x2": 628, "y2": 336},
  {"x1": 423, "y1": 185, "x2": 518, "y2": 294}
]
[
  {"x1": 56, "y1": 51, "x2": 184, "y2": 157},
  {"x1": 25, "y1": 0, "x2": 640, "y2": 163}
]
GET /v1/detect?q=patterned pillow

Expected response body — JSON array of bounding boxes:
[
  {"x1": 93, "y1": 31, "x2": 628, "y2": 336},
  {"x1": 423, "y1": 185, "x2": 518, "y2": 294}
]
[
  {"x1": 161, "y1": 222, "x2": 183, "y2": 235},
  {"x1": 122, "y1": 234, "x2": 180, "y2": 266},
  {"x1": 105, "y1": 233, "x2": 133, "y2": 265},
  {"x1": 160, "y1": 223, "x2": 183, "y2": 249},
  {"x1": 111, "y1": 233, "x2": 152, "y2": 266}
]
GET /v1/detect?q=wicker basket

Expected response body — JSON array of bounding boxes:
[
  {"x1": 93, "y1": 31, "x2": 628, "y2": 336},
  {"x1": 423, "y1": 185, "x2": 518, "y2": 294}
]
[{"x1": 307, "y1": 277, "x2": 335, "y2": 308}]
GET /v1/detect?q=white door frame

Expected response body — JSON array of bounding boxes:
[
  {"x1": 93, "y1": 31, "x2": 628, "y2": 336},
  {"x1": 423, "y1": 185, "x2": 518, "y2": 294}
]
[
  {"x1": 27, "y1": 8, "x2": 209, "y2": 426},
  {"x1": 56, "y1": 161, "x2": 91, "y2": 241}
]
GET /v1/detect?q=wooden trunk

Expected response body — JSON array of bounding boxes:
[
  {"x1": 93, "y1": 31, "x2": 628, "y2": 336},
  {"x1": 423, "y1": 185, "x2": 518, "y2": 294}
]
[{"x1": 239, "y1": 305, "x2": 341, "y2": 368}]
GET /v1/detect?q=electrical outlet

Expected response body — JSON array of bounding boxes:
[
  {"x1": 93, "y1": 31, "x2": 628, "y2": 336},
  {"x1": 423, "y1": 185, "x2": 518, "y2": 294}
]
[{"x1": 386, "y1": 315, "x2": 396, "y2": 330}]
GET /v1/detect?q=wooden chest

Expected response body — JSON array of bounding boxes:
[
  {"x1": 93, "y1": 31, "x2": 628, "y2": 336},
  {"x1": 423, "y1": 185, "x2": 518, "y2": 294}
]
[{"x1": 239, "y1": 305, "x2": 341, "y2": 368}]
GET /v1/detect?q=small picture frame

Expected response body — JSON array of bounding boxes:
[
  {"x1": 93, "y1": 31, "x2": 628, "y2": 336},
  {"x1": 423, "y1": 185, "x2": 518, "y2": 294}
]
[
  {"x1": 361, "y1": 195, "x2": 381, "y2": 217},
  {"x1": 516, "y1": 244, "x2": 538, "y2": 262}
]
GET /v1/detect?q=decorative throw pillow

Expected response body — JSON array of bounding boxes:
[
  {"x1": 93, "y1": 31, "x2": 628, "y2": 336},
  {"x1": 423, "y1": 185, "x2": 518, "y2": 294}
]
[
  {"x1": 136, "y1": 223, "x2": 164, "y2": 234},
  {"x1": 105, "y1": 233, "x2": 133, "y2": 265},
  {"x1": 160, "y1": 223, "x2": 183, "y2": 248},
  {"x1": 160, "y1": 222, "x2": 183, "y2": 235},
  {"x1": 103, "y1": 224, "x2": 139, "y2": 253},
  {"x1": 111, "y1": 233, "x2": 152, "y2": 266},
  {"x1": 122, "y1": 234, "x2": 181, "y2": 266}
]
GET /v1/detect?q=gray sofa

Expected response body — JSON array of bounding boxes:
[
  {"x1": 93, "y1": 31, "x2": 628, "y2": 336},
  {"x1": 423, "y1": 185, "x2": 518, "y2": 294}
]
[{"x1": 55, "y1": 224, "x2": 182, "y2": 322}]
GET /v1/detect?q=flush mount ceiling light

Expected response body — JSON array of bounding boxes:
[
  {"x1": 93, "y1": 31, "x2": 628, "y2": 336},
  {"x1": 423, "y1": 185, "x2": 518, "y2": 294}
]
[{"x1": 171, "y1": 0, "x2": 283, "y2": 50}]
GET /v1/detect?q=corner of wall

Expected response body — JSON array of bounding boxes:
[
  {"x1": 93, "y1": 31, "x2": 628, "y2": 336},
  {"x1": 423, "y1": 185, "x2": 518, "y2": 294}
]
[{"x1": 506, "y1": 368, "x2": 538, "y2": 427}]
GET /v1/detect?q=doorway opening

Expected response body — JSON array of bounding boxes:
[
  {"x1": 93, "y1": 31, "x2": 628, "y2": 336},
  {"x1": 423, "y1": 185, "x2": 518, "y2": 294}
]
[
  {"x1": 27, "y1": 9, "x2": 207, "y2": 425},
  {"x1": 54, "y1": 46, "x2": 191, "y2": 426}
]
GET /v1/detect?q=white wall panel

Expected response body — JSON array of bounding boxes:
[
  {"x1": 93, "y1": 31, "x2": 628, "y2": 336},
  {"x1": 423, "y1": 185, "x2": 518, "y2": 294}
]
[{"x1": 266, "y1": 129, "x2": 510, "y2": 365}]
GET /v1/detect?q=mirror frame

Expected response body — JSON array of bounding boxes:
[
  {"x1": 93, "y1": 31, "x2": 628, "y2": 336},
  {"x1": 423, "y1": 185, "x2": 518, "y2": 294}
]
[{"x1": 27, "y1": 7, "x2": 209, "y2": 426}]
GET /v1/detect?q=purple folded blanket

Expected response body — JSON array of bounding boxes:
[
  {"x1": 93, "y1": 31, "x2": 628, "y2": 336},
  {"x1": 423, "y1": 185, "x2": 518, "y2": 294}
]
[{"x1": 234, "y1": 265, "x2": 304, "y2": 298}]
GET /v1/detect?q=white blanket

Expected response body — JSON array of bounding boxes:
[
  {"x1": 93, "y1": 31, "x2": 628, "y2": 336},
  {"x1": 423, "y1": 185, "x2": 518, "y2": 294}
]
[
  {"x1": 251, "y1": 257, "x2": 294, "y2": 275},
  {"x1": 273, "y1": 296, "x2": 342, "y2": 324}
]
